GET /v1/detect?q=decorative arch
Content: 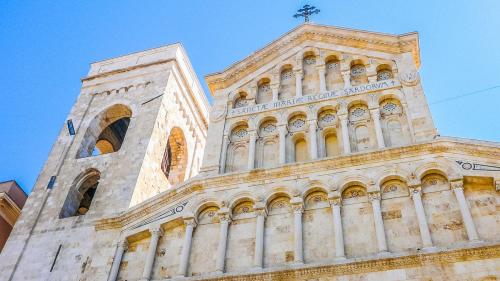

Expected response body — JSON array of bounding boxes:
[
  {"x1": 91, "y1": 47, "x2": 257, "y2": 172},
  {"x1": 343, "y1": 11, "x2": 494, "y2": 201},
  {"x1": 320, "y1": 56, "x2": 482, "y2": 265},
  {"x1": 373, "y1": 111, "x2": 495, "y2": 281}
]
[
  {"x1": 257, "y1": 117, "x2": 278, "y2": 168},
  {"x1": 347, "y1": 102, "x2": 375, "y2": 152},
  {"x1": 162, "y1": 127, "x2": 188, "y2": 185},
  {"x1": 379, "y1": 97, "x2": 409, "y2": 147},
  {"x1": 60, "y1": 168, "x2": 101, "y2": 218},
  {"x1": 302, "y1": 51, "x2": 319, "y2": 95},
  {"x1": 256, "y1": 78, "x2": 272, "y2": 104},
  {"x1": 225, "y1": 122, "x2": 250, "y2": 172},
  {"x1": 376, "y1": 64, "x2": 394, "y2": 81},
  {"x1": 232, "y1": 91, "x2": 250, "y2": 109},
  {"x1": 77, "y1": 104, "x2": 132, "y2": 158},
  {"x1": 350, "y1": 59, "x2": 368, "y2": 86},
  {"x1": 279, "y1": 64, "x2": 295, "y2": 100},
  {"x1": 325, "y1": 55, "x2": 343, "y2": 91}
]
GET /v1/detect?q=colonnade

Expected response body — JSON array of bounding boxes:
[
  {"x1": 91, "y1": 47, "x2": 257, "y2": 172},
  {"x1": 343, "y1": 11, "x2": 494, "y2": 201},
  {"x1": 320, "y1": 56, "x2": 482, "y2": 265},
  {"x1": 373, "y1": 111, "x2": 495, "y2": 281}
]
[{"x1": 108, "y1": 179, "x2": 481, "y2": 280}]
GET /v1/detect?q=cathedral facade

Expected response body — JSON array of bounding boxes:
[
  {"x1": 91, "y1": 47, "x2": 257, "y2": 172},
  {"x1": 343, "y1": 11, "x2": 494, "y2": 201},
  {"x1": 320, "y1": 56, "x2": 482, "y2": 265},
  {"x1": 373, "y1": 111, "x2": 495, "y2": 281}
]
[{"x1": 1, "y1": 23, "x2": 499, "y2": 281}]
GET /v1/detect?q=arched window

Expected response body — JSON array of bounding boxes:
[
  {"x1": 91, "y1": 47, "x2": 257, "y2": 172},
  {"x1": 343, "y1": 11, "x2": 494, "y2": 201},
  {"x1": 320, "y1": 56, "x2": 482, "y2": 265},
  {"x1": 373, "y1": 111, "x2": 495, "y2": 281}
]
[
  {"x1": 355, "y1": 126, "x2": 370, "y2": 152},
  {"x1": 324, "y1": 133, "x2": 339, "y2": 157},
  {"x1": 350, "y1": 61, "x2": 368, "y2": 86},
  {"x1": 348, "y1": 104, "x2": 374, "y2": 152},
  {"x1": 60, "y1": 169, "x2": 101, "y2": 218},
  {"x1": 257, "y1": 119, "x2": 278, "y2": 168},
  {"x1": 162, "y1": 127, "x2": 188, "y2": 185},
  {"x1": 325, "y1": 56, "x2": 342, "y2": 91},
  {"x1": 380, "y1": 98, "x2": 408, "y2": 147},
  {"x1": 376, "y1": 65, "x2": 393, "y2": 81},
  {"x1": 279, "y1": 65, "x2": 295, "y2": 100},
  {"x1": 226, "y1": 124, "x2": 249, "y2": 172},
  {"x1": 256, "y1": 79, "x2": 272, "y2": 104},
  {"x1": 287, "y1": 113, "x2": 308, "y2": 163},
  {"x1": 233, "y1": 92, "x2": 249, "y2": 109},
  {"x1": 302, "y1": 53, "x2": 318, "y2": 95},
  {"x1": 77, "y1": 104, "x2": 132, "y2": 158},
  {"x1": 318, "y1": 109, "x2": 338, "y2": 157}
]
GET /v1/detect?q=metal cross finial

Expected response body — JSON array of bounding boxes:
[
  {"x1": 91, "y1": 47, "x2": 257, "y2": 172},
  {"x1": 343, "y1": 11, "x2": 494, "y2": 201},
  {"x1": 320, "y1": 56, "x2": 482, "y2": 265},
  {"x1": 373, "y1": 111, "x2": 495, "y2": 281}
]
[{"x1": 293, "y1": 4, "x2": 320, "y2": 22}]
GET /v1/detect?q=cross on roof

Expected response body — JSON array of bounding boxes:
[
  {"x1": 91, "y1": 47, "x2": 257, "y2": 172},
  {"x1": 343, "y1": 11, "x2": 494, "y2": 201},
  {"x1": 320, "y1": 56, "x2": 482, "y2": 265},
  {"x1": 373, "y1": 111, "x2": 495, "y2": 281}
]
[{"x1": 293, "y1": 4, "x2": 320, "y2": 22}]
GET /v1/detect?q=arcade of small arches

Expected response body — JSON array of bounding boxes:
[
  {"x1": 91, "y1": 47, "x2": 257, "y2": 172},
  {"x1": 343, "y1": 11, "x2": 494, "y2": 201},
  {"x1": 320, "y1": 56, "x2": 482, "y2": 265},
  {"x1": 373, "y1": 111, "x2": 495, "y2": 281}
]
[
  {"x1": 230, "y1": 50, "x2": 396, "y2": 109},
  {"x1": 107, "y1": 165, "x2": 498, "y2": 280},
  {"x1": 223, "y1": 95, "x2": 410, "y2": 173}
]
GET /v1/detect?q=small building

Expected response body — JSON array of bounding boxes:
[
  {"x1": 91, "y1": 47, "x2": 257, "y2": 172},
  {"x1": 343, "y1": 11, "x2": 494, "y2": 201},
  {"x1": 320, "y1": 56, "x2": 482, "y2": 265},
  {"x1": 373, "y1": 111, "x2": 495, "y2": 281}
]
[{"x1": 0, "y1": 180, "x2": 27, "y2": 252}]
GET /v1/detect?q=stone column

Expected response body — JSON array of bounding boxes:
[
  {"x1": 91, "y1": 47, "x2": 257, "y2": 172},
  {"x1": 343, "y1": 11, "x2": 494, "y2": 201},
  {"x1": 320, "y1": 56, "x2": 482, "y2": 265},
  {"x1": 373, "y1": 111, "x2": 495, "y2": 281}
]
[
  {"x1": 253, "y1": 205, "x2": 267, "y2": 268},
  {"x1": 318, "y1": 65, "x2": 327, "y2": 92},
  {"x1": 271, "y1": 83, "x2": 279, "y2": 101},
  {"x1": 451, "y1": 180, "x2": 480, "y2": 241},
  {"x1": 342, "y1": 71, "x2": 351, "y2": 88},
  {"x1": 295, "y1": 70, "x2": 303, "y2": 97},
  {"x1": 178, "y1": 216, "x2": 197, "y2": 277},
  {"x1": 370, "y1": 108, "x2": 385, "y2": 149},
  {"x1": 328, "y1": 195, "x2": 345, "y2": 259},
  {"x1": 338, "y1": 114, "x2": 351, "y2": 154},
  {"x1": 141, "y1": 226, "x2": 163, "y2": 281},
  {"x1": 215, "y1": 212, "x2": 231, "y2": 273},
  {"x1": 401, "y1": 102, "x2": 416, "y2": 143},
  {"x1": 108, "y1": 240, "x2": 128, "y2": 281},
  {"x1": 219, "y1": 135, "x2": 229, "y2": 174},
  {"x1": 369, "y1": 192, "x2": 388, "y2": 253},
  {"x1": 291, "y1": 197, "x2": 304, "y2": 264},
  {"x1": 409, "y1": 186, "x2": 433, "y2": 249},
  {"x1": 247, "y1": 131, "x2": 257, "y2": 170},
  {"x1": 278, "y1": 125, "x2": 287, "y2": 165},
  {"x1": 307, "y1": 120, "x2": 318, "y2": 160}
]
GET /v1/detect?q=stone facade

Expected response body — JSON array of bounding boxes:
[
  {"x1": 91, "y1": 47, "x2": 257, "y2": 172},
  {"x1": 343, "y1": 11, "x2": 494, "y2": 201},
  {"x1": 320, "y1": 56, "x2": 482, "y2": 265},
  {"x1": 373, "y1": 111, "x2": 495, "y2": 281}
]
[{"x1": 1, "y1": 23, "x2": 499, "y2": 281}]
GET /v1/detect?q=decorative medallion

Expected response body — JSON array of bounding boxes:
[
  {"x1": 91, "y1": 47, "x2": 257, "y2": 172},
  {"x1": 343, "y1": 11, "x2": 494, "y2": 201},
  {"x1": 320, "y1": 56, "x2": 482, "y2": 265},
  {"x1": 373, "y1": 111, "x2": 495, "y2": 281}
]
[
  {"x1": 399, "y1": 71, "x2": 420, "y2": 86},
  {"x1": 210, "y1": 104, "x2": 227, "y2": 122}
]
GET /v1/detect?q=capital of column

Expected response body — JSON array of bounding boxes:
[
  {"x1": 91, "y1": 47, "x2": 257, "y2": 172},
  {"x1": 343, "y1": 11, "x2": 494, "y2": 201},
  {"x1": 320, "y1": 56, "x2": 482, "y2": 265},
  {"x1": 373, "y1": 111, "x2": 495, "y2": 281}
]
[
  {"x1": 291, "y1": 197, "x2": 304, "y2": 214},
  {"x1": 409, "y1": 185, "x2": 422, "y2": 197},
  {"x1": 254, "y1": 207, "x2": 268, "y2": 218},
  {"x1": 370, "y1": 108, "x2": 381, "y2": 119},
  {"x1": 328, "y1": 196, "x2": 342, "y2": 207},
  {"x1": 183, "y1": 216, "x2": 197, "y2": 228},
  {"x1": 450, "y1": 179, "x2": 464, "y2": 190},
  {"x1": 368, "y1": 192, "x2": 381, "y2": 202},
  {"x1": 218, "y1": 212, "x2": 232, "y2": 224},
  {"x1": 294, "y1": 69, "x2": 303, "y2": 77},
  {"x1": 495, "y1": 179, "x2": 500, "y2": 192},
  {"x1": 117, "y1": 240, "x2": 129, "y2": 251},
  {"x1": 150, "y1": 226, "x2": 164, "y2": 237}
]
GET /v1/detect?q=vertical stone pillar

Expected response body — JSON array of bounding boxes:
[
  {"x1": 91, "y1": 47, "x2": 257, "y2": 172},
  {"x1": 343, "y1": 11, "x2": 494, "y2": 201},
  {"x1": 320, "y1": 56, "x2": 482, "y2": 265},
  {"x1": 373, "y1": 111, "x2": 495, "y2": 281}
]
[
  {"x1": 247, "y1": 131, "x2": 257, "y2": 170},
  {"x1": 295, "y1": 70, "x2": 303, "y2": 97},
  {"x1": 338, "y1": 114, "x2": 351, "y2": 154},
  {"x1": 342, "y1": 71, "x2": 351, "y2": 88},
  {"x1": 271, "y1": 83, "x2": 279, "y2": 101},
  {"x1": 278, "y1": 125, "x2": 287, "y2": 165},
  {"x1": 291, "y1": 197, "x2": 304, "y2": 264},
  {"x1": 369, "y1": 192, "x2": 388, "y2": 253},
  {"x1": 451, "y1": 180, "x2": 480, "y2": 241},
  {"x1": 253, "y1": 204, "x2": 267, "y2": 268},
  {"x1": 307, "y1": 120, "x2": 318, "y2": 160},
  {"x1": 141, "y1": 226, "x2": 163, "y2": 281},
  {"x1": 219, "y1": 135, "x2": 229, "y2": 174},
  {"x1": 328, "y1": 195, "x2": 345, "y2": 259},
  {"x1": 409, "y1": 186, "x2": 433, "y2": 249},
  {"x1": 318, "y1": 65, "x2": 327, "y2": 92},
  {"x1": 370, "y1": 108, "x2": 385, "y2": 149},
  {"x1": 108, "y1": 240, "x2": 128, "y2": 281},
  {"x1": 215, "y1": 211, "x2": 231, "y2": 273},
  {"x1": 178, "y1": 216, "x2": 197, "y2": 277},
  {"x1": 401, "y1": 102, "x2": 416, "y2": 143}
]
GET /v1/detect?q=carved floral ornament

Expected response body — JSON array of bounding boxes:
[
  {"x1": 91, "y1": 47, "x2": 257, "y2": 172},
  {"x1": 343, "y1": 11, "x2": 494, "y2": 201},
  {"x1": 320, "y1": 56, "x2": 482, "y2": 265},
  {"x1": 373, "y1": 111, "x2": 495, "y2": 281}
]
[{"x1": 399, "y1": 71, "x2": 420, "y2": 86}]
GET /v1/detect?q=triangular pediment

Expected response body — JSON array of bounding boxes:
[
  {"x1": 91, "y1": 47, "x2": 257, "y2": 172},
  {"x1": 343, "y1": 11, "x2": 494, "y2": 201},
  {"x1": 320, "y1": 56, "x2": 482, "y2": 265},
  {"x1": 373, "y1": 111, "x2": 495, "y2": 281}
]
[{"x1": 205, "y1": 23, "x2": 419, "y2": 94}]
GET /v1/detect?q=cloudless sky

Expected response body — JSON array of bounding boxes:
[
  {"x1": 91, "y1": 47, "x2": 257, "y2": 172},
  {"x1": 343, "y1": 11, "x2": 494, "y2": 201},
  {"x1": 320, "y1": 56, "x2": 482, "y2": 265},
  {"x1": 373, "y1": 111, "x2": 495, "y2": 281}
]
[{"x1": 1, "y1": 1, "x2": 499, "y2": 194}]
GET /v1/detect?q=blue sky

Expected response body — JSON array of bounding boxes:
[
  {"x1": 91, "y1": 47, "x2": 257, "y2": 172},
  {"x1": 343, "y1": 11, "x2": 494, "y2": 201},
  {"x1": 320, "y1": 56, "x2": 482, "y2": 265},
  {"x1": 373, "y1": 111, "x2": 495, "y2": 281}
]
[{"x1": 1, "y1": 1, "x2": 499, "y2": 194}]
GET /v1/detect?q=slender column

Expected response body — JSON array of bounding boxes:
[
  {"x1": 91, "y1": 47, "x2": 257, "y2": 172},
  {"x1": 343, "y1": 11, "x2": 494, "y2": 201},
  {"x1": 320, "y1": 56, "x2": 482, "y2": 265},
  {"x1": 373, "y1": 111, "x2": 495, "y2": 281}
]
[
  {"x1": 452, "y1": 180, "x2": 480, "y2": 241},
  {"x1": 307, "y1": 120, "x2": 318, "y2": 160},
  {"x1": 401, "y1": 102, "x2": 416, "y2": 143},
  {"x1": 278, "y1": 125, "x2": 287, "y2": 165},
  {"x1": 291, "y1": 198, "x2": 304, "y2": 263},
  {"x1": 342, "y1": 71, "x2": 351, "y2": 88},
  {"x1": 219, "y1": 135, "x2": 229, "y2": 173},
  {"x1": 338, "y1": 114, "x2": 351, "y2": 154},
  {"x1": 108, "y1": 240, "x2": 128, "y2": 281},
  {"x1": 370, "y1": 108, "x2": 385, "y2": 149},
  {"x1": 369, "y1": 192, "x2": 388, "y2": 253},
  {"x1": 295, "y1": 70, "x2": 303, "y2": 97},
  {"x1": 141, "y1": 226, "x2": 163, "y2": 281},
  {"x1": 215, "y1": 212, "x2": 231, "y2": 273},
  {"x1": 247, "y1": 131, "x2": 257, "y2": 170},
  {"x1": 253, "y1": 206, "x2": 267, "y2": 268},
  {"x1": 271, "y1": 83, "x2": 279, "y2": 101},
  {"x1": 178, "y1": 217, "x2": 197, "y2": 277},
  {"x1": 329, "y1": 196, "x2": 345, "y2": 259},
  {"x1": 318, "y1": 65, "x2": 327, "y2": 92},
  {"x1": 409, "y1": 186, "x2": 433, "y2": 249}
]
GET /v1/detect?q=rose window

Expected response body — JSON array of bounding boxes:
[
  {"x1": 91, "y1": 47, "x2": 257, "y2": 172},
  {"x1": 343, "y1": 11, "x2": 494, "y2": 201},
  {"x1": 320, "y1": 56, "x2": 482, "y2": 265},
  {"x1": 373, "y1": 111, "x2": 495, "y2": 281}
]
[
  {"x1": 351, "y1": 65, "x2": 366, "y2": 77},
  {"x1": 377, "y1": 70, "x2": 393, "y2": 81},
  {"x1": 281, "y1": 70, "x2": 293, "y2": 80}
]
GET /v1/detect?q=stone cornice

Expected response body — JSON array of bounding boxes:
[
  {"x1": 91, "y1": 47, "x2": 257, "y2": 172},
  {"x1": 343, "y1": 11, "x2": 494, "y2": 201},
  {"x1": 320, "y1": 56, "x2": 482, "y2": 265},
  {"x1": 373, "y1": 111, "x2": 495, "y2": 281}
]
[
  {"x1": 0, "y1": 192, "x2": 22, "y2": 226},
  {"x1": 94, "y1": 137, "x2": 500, "y2": 230},
  {"x1": 205, "y1": 23, "x2": 419, "y2": 94},
  {"x1": 178, "y1": 244, "x2": 500, "y2": 281}
]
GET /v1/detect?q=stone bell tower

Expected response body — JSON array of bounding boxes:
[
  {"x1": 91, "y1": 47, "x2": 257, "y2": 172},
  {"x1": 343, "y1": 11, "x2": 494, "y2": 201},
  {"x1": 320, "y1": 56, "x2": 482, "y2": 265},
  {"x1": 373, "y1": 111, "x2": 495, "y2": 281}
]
[{"x1": 0, "y1": 43, "x2": 208, "y2": 280}]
